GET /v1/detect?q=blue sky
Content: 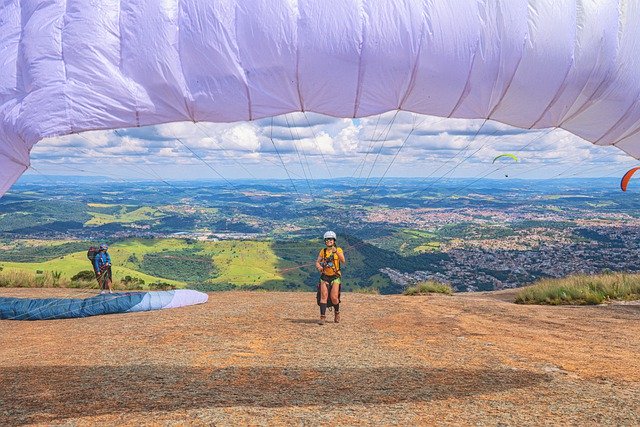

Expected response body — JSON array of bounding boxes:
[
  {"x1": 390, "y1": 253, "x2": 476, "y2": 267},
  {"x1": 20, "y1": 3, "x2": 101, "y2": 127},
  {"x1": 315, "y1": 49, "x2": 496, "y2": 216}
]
[{"x1": 27, "y1": 111, "x2": 637, "y2": 181}]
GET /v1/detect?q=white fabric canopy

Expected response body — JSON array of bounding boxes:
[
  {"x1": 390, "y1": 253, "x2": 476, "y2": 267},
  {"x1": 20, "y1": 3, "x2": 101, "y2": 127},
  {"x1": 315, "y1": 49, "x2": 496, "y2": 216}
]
[{"x1": 1, "y1": 0, "x2": 640, "y2": 195}]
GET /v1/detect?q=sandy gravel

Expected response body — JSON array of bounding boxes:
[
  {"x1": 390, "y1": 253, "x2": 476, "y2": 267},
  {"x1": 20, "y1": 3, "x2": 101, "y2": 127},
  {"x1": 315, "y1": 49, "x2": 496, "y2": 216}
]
[{"x1": 0, "y1": 288, "x2": 638, "y2": 426}]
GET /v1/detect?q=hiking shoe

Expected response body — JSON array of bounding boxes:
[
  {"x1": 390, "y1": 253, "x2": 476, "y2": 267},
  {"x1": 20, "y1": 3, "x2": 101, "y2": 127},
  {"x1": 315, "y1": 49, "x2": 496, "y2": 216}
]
[
  {"x1": 334, "y1": 312, "x2": 340, "y2": 323},
  {"x1": 99, "y1": 290, "x2": 106, "y2": 295},
  {"x1": 318, "y1": 315, "x2": 326, "y2": 325}
]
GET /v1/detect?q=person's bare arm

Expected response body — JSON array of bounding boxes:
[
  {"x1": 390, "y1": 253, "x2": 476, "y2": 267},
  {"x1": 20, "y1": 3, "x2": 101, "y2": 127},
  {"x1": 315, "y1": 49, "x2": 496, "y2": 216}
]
[{"x1": 315, "y1": 253, "x2": 324, "y2": 272}]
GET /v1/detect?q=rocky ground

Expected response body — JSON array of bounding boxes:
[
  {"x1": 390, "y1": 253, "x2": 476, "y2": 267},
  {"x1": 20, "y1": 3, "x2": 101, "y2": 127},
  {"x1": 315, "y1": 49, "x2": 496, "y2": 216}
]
[{"x1": 0, "y1": 288, "x2": 638, "y2": 426}]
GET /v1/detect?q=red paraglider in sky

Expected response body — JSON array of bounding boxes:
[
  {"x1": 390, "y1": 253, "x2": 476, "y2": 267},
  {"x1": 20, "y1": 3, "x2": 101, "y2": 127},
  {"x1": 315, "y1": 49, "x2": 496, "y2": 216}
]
[{"x1": 620, "y1": 167, "x2": 640, "y2": 191}]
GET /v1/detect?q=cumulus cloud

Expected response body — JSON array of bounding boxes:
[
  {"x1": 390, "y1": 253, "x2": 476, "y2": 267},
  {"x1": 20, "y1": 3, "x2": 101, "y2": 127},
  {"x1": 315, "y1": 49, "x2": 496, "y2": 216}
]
[{"x1": 28, "y1": 111, "x2": 636, "y2": 180}]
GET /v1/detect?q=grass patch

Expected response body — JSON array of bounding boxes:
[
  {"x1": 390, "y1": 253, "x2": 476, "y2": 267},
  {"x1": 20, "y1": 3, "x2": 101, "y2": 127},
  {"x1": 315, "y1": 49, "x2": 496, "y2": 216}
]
[
  {"x1": 139, "y1": 249, "x2": 215, "y2": 282},
  {"x1": 404, "y1": 280, "x2": 453, "y2": 296},
  {"x1": 0, "y1": 269, "x2": 171, "y2": 291},
  {"x1": 0, "y1": 270, "x2": 69, "y2": 288},
  {"x1": 85, "y1": 206, "x2": 165, "y2": 226},
  {"x1": 0, "y1": 240, "x2": 89, "y2": 262},
  {"x1": 515, "y1": 273, "x2": 640, "y2": 305},
  {"x1": 413, "y1": 242, "x2": 441, "y2": 253},
  {"x1": 207, "y1": 240, "x2": 284, "y2": 287}
]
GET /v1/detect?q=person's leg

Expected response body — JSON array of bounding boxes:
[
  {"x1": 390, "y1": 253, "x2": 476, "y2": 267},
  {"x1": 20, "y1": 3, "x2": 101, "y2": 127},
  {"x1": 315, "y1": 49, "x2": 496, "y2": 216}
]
[
  {"x1": 319, "y1": 281, "x2": 329, "y2": 324},
  {"x1": 98, "y1": 271, "x2": 106, "y2": 294},
  {"x1": 330, "y1": 281, "x2": 340, "y2": 323},
  {"x1": 319, "y1": 280, "x2": 329, "y2": 304}
]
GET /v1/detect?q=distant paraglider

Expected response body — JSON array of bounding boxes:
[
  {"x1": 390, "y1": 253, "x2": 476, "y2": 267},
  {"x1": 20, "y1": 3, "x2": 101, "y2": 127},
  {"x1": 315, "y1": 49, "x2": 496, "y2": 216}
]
[
  {"x1": 492, "y1": 154, "x2": 519, "y2": 164},
  {"x1": 620, "y1": 167, "x2": 640, "y2": 192},
  {"x1": 492, "y1": 153, "x2": 519, "y2": 177}
]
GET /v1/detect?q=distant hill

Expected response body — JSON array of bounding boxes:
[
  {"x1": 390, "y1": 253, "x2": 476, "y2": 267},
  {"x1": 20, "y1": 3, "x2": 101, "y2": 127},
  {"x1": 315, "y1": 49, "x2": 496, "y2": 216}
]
[{"x1": 0, "y1": 237, "x2": 450, "y2": 294}]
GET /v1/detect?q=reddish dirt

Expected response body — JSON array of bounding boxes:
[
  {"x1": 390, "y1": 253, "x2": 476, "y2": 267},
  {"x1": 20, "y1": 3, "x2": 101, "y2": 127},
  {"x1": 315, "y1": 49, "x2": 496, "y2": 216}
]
[{"x1": 0, "y1": 288, "x2": 638, "y2": 426}]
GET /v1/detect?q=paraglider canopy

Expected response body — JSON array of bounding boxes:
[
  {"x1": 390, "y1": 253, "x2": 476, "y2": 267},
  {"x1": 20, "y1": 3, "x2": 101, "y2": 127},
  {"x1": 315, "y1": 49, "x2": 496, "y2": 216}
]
[
  {"x1": 492, "y1": 154, "x2": 519, "y2": 164},
  {"x1": 2, "y1": 0, "x2": 640, "y2": 195},
  {"x1": 620, "y1": 167, "x2": 640, "y2": 192}
]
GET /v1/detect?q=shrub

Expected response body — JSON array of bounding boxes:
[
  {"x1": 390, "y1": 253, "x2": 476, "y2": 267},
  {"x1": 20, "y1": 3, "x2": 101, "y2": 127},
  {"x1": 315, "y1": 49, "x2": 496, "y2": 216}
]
[
  {"x1": 0, "y1": 270, "x2": 38, "y2": 288},
  {"x1": 69, "y1": 280, "x2": 98, "y2": 289},
  {"x1": 404, "y1": 280, "x2": 453, "y2": 296},
  {"x1": 515, "y1": 273, "x2": 640, "y2": 305},
  {"x1": 0, "y1": 269, "x2": 85, "y2": 289},
  {"x1": 72, "y1": 270, "x2": 96, "y2": 282},
  {"x1": 51, "y1": 271, "x2": 62, "y2": 287},
  {"x1": 148, "y1": 282, "x2": 176, "y2": 291},
  {"x1": 0, "y1": 270, "x2": 72, "y2": 288},
  {"x1": 122, "y1": 275, "x2": 145, "y2": 286},
  {"x1": 116, "y1": 280, "x2": 143, "y2": 291}
]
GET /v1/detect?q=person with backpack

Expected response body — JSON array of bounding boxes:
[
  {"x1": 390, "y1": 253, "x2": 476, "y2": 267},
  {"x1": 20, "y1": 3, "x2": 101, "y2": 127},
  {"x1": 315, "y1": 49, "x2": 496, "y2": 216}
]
[
  {"x1": 315, "y1": 231, "x2": 345, "y2": 325},
  {"x1": 93, "y1": 243, "x2": 113, "y2": 294}
]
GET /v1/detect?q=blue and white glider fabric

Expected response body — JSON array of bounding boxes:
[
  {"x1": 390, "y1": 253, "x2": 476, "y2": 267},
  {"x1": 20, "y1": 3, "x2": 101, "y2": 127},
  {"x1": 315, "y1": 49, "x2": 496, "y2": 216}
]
[{"x1": 0, "y1": 290, "x2": 208, "y2": 320}]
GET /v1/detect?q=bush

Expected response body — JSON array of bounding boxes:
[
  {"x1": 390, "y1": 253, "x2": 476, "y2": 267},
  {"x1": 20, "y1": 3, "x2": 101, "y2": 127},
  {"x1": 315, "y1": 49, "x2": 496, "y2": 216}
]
[
  {"x1": 69, "y1": 280, "x2": 98, "y2": 289},
  {"x1": 404, "y1": 280, "x2": 453, "y2": 296},
  {"x1": 122, "y1": 275, "x2": 145, "y2": 286},
  {"x1": 139, "y1": 249, "x2": 215, "y2": 282},
  {"x1": 0, "y1": 270, "x2": 38, "y2": 288},
  {"x1": 0, "y1": 270, "x2": 71, "y2": 288},
  {"x1": 515, "y1": 273, "x2": 640, "y2": 305},
  {"x1": 113, "y1": 275, "x2": 146, "y2": 291},
  {"x1": 148, "y1": 282, "x2": 176, "y2": 291},
  {"x1": 72, "y1": 270, "x2": 97, "y2": 281}
]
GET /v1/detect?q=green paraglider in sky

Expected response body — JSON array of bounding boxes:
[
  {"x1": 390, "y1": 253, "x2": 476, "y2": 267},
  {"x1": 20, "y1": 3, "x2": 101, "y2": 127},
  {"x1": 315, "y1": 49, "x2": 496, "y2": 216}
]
[{"x1": 492, "y1": 153, "x2": 519, "y2": 164}]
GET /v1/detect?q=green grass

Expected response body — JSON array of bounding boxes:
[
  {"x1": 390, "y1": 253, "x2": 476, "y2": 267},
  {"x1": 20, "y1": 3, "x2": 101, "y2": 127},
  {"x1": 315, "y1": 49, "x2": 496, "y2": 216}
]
[
  {"x1": 404, "y1": 280, "x2": 453, "y2": 296},
  {"x1": 0, "y1": 239, "x2": 184, "y2": 287},
  {"x1": 515, "y1": 273, "x2": 640, "y2": 305},
  {"x1": 85, "y1": 206, "x2": 165, "y2": 226},
  {"x1": 0, "y1": 269, "x2": 171, "y2": 291},
  {"x1": 0, "y1": 238, "x2": 286, "y2": 288},
  {"x1": 87, "y1": 203, "x2": 117, "y2": 208},
  {"x1": 206, "y1": 240, "x2": 285, "y2": 286},
  {"x1": 0, "y1": 237, "x2": 394, "y2": 291},
  {"x1": 402, "y1": 229, "x2": 436, "y2": 239},
  {"x1": 370, "y1": 229, "x2": 444, "y2": 255},
  {"x1": 541, "y1": 194, "x2": 591, "y2": 200},
  {"x1": 413, "y1": 242, "x2": 441, "y2": 253}
]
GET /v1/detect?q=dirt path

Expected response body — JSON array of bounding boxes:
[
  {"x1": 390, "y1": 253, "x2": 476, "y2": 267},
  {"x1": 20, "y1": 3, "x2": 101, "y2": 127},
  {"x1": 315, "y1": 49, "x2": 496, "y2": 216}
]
[{"x1": 0, "y1": 288, "x2": 638, "y2": 426}]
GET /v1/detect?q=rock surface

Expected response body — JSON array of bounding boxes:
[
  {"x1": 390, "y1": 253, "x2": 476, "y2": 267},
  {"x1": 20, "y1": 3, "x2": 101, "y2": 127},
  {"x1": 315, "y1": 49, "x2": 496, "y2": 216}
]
[{"x1": 0, "y1": 288, "x2": 638, "y2": 426}]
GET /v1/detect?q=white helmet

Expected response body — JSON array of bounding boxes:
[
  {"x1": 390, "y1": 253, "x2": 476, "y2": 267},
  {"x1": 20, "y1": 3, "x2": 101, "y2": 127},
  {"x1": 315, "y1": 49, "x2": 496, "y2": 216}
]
[{"x1": 323, "y1": 231, "x2": 337, "y2": 240}]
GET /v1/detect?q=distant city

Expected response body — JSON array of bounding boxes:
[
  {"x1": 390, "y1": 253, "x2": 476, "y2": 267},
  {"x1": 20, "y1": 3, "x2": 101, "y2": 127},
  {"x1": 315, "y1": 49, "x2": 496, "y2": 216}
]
[{"x1": 1, "y1": 176, "x2": 639, "y2": 293}]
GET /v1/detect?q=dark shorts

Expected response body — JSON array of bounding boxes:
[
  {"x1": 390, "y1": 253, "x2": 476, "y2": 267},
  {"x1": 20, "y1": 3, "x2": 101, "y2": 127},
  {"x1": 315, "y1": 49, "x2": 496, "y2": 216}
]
[{"x1": 320, "y1": 274, "x2": 341, "y2": 284}]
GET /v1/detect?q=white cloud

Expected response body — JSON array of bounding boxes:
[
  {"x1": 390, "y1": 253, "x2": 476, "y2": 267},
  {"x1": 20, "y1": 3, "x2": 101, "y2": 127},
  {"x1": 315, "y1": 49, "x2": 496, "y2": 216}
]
[
  {"x1": 28, "y1": 112, "x2": 637, "y2": 180},
  {"x1": 221, "y1": 123, "x2": 261, "y2": 152}
]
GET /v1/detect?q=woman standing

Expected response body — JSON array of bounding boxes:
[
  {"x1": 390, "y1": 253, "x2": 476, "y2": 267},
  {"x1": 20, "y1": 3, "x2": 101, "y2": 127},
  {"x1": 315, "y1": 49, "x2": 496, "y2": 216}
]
[{"x1": 315, "y1": 231, "x2": 346, "y2": 325}]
